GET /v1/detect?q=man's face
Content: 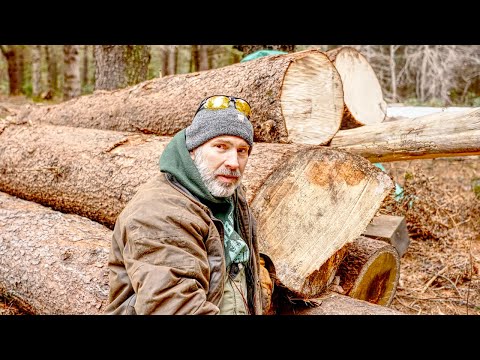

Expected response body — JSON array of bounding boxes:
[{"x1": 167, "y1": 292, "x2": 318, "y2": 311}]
[{"x1": 191, "y1": 135, "x2": 250, "y2": 197}]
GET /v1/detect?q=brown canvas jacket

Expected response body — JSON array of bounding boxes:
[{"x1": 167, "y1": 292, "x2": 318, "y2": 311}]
[{"x1": 105, "y1": 172, "x2": 263, "y2": 315}]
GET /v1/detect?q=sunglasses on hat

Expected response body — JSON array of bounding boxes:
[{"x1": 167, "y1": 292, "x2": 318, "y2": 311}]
[{"x1": 194, "y1": 95, "x2": 252, "y2": 120}]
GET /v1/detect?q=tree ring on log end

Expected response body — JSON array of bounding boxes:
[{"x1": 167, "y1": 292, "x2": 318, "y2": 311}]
[{"x1": 281, "y1": 51, "x2": 344, "y2": 145}]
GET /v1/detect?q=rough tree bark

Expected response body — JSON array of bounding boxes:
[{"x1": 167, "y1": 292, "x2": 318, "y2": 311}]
[
  {"x1": 94, "y1": 45, "x2": 151, "y2": 90},
  {"x1": 279, "y1": 291, "x2": 404, "y2": 315},
  {"x1": 0, "y1": 122, "x2": 393, "y2": 299},
  {"x1": 14, "y1": 49, "x2": 344, "y2": 145},
  {"x1": 0, "y1": 191, "x2": 110, "y2": 315},
  {"x1": 330, "y1": 107, "x2": 480, "y2": 162},
  {"x1": 335, "y1": 236, "x2": 400, "y2": 306},
  {"x1": 63, "y1": 45, "x2": 81, "y2": 101},
  {"x1": 0, "y1": 192, "x2": 402, "y2": 315},
  {"x1": 326, "y1": 46, "x2": 387, "y2": 129}
]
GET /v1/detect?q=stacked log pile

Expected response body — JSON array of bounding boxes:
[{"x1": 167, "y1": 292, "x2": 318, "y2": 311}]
[{"x1": 1, "y1": 47, "x2": 478, "y2": 315}]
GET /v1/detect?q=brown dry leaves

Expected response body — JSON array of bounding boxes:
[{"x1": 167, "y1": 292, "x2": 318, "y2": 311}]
[{"x1": 380, "y1": 157, "x2": 480, "y2": 315}]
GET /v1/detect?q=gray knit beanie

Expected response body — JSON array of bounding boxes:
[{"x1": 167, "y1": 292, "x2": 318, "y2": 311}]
[{"x1": 185, "y1": 105, "x2": 254, "y2": 151}]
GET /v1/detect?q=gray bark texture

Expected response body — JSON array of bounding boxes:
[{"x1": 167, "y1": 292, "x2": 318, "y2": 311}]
[{"x1": 0, "y1": 191, "x2": 110, "y2": 315}]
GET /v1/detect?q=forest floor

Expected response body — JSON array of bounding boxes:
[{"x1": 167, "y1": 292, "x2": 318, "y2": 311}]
[{"x1": 0, "y1": 96, "x2": 479, "y2": 315}]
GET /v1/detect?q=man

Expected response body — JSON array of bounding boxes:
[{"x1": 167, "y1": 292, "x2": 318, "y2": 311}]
[{"x1": 105, "y1": 95, "x2": 273, "y2": 315}]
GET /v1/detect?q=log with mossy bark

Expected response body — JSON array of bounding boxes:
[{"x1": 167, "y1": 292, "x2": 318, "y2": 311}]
[
  {"x1": 325, "y1": 46, "x2": 387, "y2": 130},
  {"x1": 11, "y1": 49, "x2": 344, "y2": 146},
  {"x1": 0, "y1": 122, "x2": 393, "y2": 299},
  {"x1": 330, "y1": 107, "x2": 480, "y2": 162}
]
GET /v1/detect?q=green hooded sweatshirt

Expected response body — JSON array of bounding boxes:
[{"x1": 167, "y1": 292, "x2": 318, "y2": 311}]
[{"x1": 159, "y1": 129, "x2": 249, "y2": 268}]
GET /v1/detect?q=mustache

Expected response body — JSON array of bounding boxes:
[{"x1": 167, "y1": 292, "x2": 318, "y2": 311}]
[{"x1": 214, "y1": 168, "x2": 242, "y2": 178}]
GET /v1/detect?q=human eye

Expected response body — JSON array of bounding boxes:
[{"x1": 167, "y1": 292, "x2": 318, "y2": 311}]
[{"x1": 238, "y1": 148, "x2": 249, "y2": 156}]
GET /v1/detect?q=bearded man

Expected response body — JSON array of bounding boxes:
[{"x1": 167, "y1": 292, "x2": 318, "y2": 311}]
[{"x1": 105, "y1": 95, "x2": 273, "y2": 315}]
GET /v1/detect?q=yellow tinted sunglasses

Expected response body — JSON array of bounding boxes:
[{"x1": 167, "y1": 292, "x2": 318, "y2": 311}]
[{"x1": 195, "y1": 95, "x2": 252, "y2": 120}]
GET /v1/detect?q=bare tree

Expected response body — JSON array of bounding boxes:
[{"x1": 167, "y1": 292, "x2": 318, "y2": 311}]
[
  {"x1": 198, "y1": 45, "x2": 210, "y2": 71},
  {"x1": 31, "y1": 45, "x2": 42, "y2": 98},
  {"x1": 81, "y1": 45, "x2": 91, "y2": 92},
  {"x1": 44, "y1": 45, "x2": 58, "y2": 99},
  {"x1": 167, "y1": 45, "x2": 177, "y2": 76},
  {"x1": 190, "y1": 45, "x2": 199, "y2": 72},
  {"x1": 0, "y1": 45, "x2": 23, "y2": 95},
  {"x1": 63, "y1": 45, "x2": 81, "y2": 101},
  {"x1": 94, "y1": 45, "x2": 151, "y2": 90}
]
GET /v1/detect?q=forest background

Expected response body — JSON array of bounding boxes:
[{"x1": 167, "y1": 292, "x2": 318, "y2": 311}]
[{"x1": 1, "y1": 45, "x2": 479, "y2": 107}]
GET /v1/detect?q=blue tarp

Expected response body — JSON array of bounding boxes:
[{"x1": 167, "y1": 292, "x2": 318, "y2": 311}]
[{"x1": 240, "y1": 50, "x2": 287, "y2": 62}]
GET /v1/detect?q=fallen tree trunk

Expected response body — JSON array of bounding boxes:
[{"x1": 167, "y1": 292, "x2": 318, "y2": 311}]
[
  {"x1": 326, "y1": 46, "x2": 387, "y2": 129},
  {"x1": 0, "y1": 192, "x2": 400, "y2": 315},
  {"x1": 0, "y1": 122, "x2": 393, "y2": 299},
  {"x1": 12, "y1": 49, "x2": 344, "y2": 145},
  {"x1": 330, "y1": 107, "x2": 480, "y2": 162},
  {"x1": 278, "y1": 291, "x2": 404, "y2": 315},
  {"x1": 0, "y1": 191, "x2": 110, "y2": 315},
  {"x1": 335, "y1": 236, "x2": 400, "y2": 306}
]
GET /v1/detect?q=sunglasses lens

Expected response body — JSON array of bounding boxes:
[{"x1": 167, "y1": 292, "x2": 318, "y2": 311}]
[
  {"x1": 205, "y1": 96, "x2": 230, "y2": 110},
  {"x1": 234, "y1": 99, "x2": 251, "y2": 118},
  {"x1": 199, "y1": 95, "x2": 251, "y2": 119}
]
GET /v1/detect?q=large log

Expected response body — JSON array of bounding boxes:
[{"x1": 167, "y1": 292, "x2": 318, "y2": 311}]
[
  {"x1": 0, "y1": 192, "x2": 400, "y2": 315},
  {"x1": 12, "y1": 49, "x2": 344, "y2": 145},
  {"x1": 330, "y1": 107, "x2": 480, "y2": 162},
  {"x1": 279, "y1": 291, "x2": 404, "y2": 315},
  {"x1": 326, "y1": 46, "x2": 387, "y2": 129},
  {"x1": 0, "y1": 122, "x2": 393, "y2": 299},
  {"x1": 0, "y1": 191, "x2": 110, "y2": 315},
  {"x1": 335, "y1": 236, "x2": 400, "y2": 306}
]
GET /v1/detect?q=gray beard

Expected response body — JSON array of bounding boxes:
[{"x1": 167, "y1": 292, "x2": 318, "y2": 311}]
[{"x1": 193, "y1": 146, "x2": 242, "y2": 198}]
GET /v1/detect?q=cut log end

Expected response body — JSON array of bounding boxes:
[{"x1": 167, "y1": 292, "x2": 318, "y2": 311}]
[
  {"x1": 327, "y1": 47, "x2": 386, "y2": 129},
  {"x1": 337, "y1": 236, "x2": 400, "y2": 306},
  {"x1": 252, "y1": 147, "x2": 393, "y2": 298},
  {"x1": 281, "y1": 51, "x2": 344, "y2": 145}
]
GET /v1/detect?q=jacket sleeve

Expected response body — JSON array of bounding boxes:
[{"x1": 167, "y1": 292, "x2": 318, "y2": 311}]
[{"x1": 122, "y1": 201, "x2": 221, "y2": 315}]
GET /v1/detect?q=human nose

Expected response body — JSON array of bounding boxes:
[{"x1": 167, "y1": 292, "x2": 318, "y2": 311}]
[{"x1": 224, "y1": 150, "x2": 240, "y2": 169}]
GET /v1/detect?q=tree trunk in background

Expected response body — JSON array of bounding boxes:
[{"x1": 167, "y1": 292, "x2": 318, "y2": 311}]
[
  {"x1": 81, "y1": 45, "x2": 89, "y2": 92},
  {"x1": 14, "y1": 49, "x2": 344, "y2": 146},
  {"x1": 63, "y1": 45, "x2": 81, "y2": 101},
  {"x1": 17, "y1": 46, "x2": 24, "y2": 94},
  {"x1": 389, "y1": 45, "x2": 399, "y2": 102},
  {"x1": 199, "y1": 45, "x2": 210, "y2": 70},
  {"x1": 234, "y1": 45, "x2": 296, "y2": 55},
  {"x1": 167, "y1": 45, "x2": 177, "y2": 76},
  {"x1": 45, "y1": 45, "x2": 58, "y2": 99},
  {"x1": 160, "y1": 45, "x2": 168, "y2": 77},
  {"x1": 31, "y1": 45, "x2": 42, "y2": 98},
  {"x1": 190, "y1": 45, "x2": 199, "y2": 72},
  {"x1": 0, "y1": 122, "x2": 393, "y2": 300},
  {"x1": 0, "y1": 45, "x2": 22, "y2": 95},
  {"x1": 94, "y1": 45, "x2": 151, "y2": 90}
]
